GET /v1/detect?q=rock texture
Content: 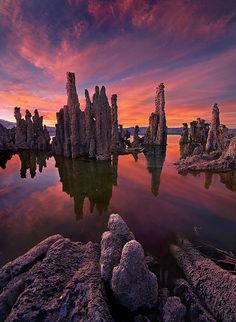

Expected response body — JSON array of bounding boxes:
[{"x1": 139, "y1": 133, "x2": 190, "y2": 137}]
[
  {"x1": 100, "y1": 214, "x2": 134, "y2": 283},
  {"x1": 14, "y1": 107, "x2": 50, "y2": 151},
  {"x1": 132, "y1": 125, "x2": 141, "y2": 148},
  {"x1": 171, "y1": 239, "x2": 236, "y2": 322},
  {"x1": 163, "y1": 296, "x2": 186, "y2": 322},
  {"x1": 52, "y1": 72, "x2": 116, "y2": 160},
  {"x1": 111, "y1": 240, "x2": 158, "y2": 311},
  {"x1": 0, "y1": 124, "x2": 16, "y2": 151},
  {"x1": 0, "y1": 235, "x2": 113, "y2": 322},
  {"x1": 144, "y1": 83, "x2": 167, "y2": 146}
]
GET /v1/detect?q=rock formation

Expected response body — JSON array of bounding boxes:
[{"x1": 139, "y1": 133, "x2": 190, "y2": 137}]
[
  {"x1": 111, "y1": 240, "x2": 158, "y2": 311},
  {"x1": 171, "y1": 239, "x2": 236, "y2": 322},
  {"x1": 0, "y1": 235, "x2": 113, "y2": 322},
  {"x1": 14, "y1": 107, "x2": 50, "y2": 151},
  {"x1": 163, "y1": 296, "x2": 186, "y2": 322},
  {"x1": 144, "y1": 83, "x2": 167, "y2": 146},
  {"x1": 100, "y1": 214, "x2": 134, "y2": 283},
  {"x1": 52, "y1": 73, "x2": 114, "y2": 160},
  {"x1": 132, "y1": 125, "x2": 141, "y2": 148},
  {"x1": 205, "y1": 103, "x2": 229, "y2": 152},
  {"x1": 111, "y1": 94, "x2": 119, "y2": 152},
  {"x1": 0, "y1": 123, "x2": 16, "y2": 151},
  {"x1": 55, "y1": 156, "x2": 117, "y2": 219}
]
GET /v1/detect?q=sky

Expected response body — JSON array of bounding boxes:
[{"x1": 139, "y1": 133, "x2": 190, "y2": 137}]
[{"x1": 0, "y1": 0, "x2": 236, "y2": 128}]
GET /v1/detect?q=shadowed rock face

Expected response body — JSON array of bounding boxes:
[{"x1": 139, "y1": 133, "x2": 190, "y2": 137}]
[
  {"x1": 0, "y1": 235, "x2": 113, "y2": 322},
  {"x1": 0, "y1": 124, "x2": 16, "y2": 152},
  {"x1": 144, "y1": 83, "x2": 167, "y2": 146},
  {"x1": 53, "y1": 73, "x2": 113, "y2": 160},
  {"x1": 55, "y1": 155, "x2": 118, "y2": 219}
]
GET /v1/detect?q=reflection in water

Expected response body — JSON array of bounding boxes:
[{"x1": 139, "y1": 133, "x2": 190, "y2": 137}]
[
  {"x1": 0, "y1": 151, "x2": 13, "y2": 169},
  {"x1": 144, "y1": 146, "x2": 166, "y2": 196},
  {"x1": 55, "y1": 155, "x2": 118, "y2": 219},
  {"x1": 18, "y1": 151, "x2": 49, "y2": 178}
]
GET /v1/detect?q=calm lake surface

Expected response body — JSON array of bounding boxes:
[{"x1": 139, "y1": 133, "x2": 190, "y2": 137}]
[{"x1": 0, "y1": 135, "x2": 235, "y2": 268}]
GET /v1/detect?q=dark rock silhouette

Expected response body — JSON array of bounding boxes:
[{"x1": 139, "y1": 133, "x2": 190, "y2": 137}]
[
  {"x1": 0, "y1": 124, "x2": 16, "y2": 151},
  {"x1": 132, "y1": 125, "x2": 142, "y2": 148},
  {"x1": 0, "y1": 151, "x2": 13, "y2": 169},
  {"x1": 144, "y1": 83, "x2": 167, "y2": 146},
  {"x1": 55, "y1": 155, "x2": 118, "y2": 219},
  {"x1": 144, "y1": 146, "x2": 166, "y2": 196},
  {"x1": 18, "y1": 151, "x2": 49, "y2": 178}
]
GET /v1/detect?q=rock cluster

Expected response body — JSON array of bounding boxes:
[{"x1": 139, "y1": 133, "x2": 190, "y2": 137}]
[
  {"x1": 179, "y1": 104, "x2": 230, "y2": 160},
  {"x1": 53, "y1": 72, "x2": 125, "y2": 160},
  {"x1": 177, "y1": 104, "x2": 235, "y2": 172},
  {"x1": 100, "y1": 214, "x2": 158, "y2": 312},
  {"x1": 0, "y1": 235, "x2": 113, "y2": 322},
  {"x1": 144, "y1": 83, "x2": 167, "y2": 146},
  {"x1": 0, "y1": 108, "x2": 50, "y2": 152},
  {"x1": 0, "y1": 123, "x2": 15, "y2": 151},
  {"x1": 14, "y1": 107, "x2": 50, "y2": 151}
]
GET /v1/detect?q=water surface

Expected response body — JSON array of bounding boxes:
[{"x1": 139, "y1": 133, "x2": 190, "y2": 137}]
[{"x1": 0, "y1": 136, "x2": 235, "y2": 268}]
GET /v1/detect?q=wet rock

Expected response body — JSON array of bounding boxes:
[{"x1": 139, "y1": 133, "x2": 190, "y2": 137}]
[
  {"x1": 163, "y1": 296, "x2": 186, "y2": 322},
  {"x1": 144, "y1": 83, "x2": 167, "y2": 146},
  {"x1": 0, "y1": 236, "x2": 113, "y2": 322},
  {"x1": 111, "y1": 240, "x2": 158, "y2": 311},
  {"x1": 171, "y1": 240, "x2": 236, "y2": 322}
]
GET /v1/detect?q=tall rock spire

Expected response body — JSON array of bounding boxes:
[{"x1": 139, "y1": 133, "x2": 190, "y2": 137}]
[
  {"x1": 66, "y1": 72, "x2": 79, "y2": 107},
  {"x1": 206, "y1": 103, "x2": 220, "y2": 152},
  {"x1": 144, "y1": 83, "x2": 167, "y2": 146},
  {"x1": 111, "y1": 94, "x2": 119, "y2": 151}
]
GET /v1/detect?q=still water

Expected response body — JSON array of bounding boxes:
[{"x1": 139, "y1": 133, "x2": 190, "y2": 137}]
[{"x1": 0, "y1": 135, "x2": 235, "y2": 268}]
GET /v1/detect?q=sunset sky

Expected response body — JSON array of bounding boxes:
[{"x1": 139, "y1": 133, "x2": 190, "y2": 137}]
[{"x1": 0, "y1": 0, "x2": 236, "y2": 127}]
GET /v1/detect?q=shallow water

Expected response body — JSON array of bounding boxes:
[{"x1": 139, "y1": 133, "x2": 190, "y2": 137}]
[{"x1": 0, "y1": 135, "x2": 235, "y2": 268}]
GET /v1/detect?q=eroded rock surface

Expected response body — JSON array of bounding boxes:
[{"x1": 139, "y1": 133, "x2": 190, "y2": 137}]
[
  {"x1": 171, "y1": 240, "x2": 236, "y2": 322},
  {"x1": 100, "y1": 214, "x2": 134, "y2": 283},
  {"x1": 144, "y1": 83, "x2": 167, "y2": 146},
  {"x1": 163, "y1": 296, "x2": 186, "y2": 322},
  {"x1": 111, "y1": 240, "x2": 158, "y2": 311},
  {"x1": 0, "y1": 235, "x2": 113, "y2": 322}
]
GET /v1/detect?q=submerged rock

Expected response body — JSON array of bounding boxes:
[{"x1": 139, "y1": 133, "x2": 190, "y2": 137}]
[
  {"x1": 111, "y1": 240, "x2": 158, "y2": 311},
  {"x1": 0, "y1": 235, "x2": 113, "y2": 322}
]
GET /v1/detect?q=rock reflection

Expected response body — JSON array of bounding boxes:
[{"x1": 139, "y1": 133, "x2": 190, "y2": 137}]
[
  {"x1": 144, "y1": 146, "x2": 166, "y2": 196},
  {"x1": 18, "y1": 151, "x2": 49, "y2": 178},
  {"x1": 0, "y1": 151, "x2": 13, "y2": 169},
  {"x1": 55, "y1": 156, "x2": 118, "y2": 219}
]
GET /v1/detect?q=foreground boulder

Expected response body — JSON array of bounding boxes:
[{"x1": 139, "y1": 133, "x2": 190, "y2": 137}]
[
  {"x1": 171, "y1": 240, "x2": 236, "y2": 322},
  {"x1": 100, "y1": 213, "x2": 134, "y2": 283},
  {"x1": 111, "y1": 240, "x2": 158, "y2": 311},
  {"x1": 0, "y1": 235, "x2": 113, "y2": 322}
]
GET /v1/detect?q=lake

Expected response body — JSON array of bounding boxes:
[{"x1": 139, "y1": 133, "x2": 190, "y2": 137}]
[{"x1": 0, "y1": 135, "x2": 235, "y2": 270}]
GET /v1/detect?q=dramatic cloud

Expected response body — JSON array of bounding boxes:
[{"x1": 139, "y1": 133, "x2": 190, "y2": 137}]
[{"x1": 0, "y1": 0, "x2": 236, "y2": 127}]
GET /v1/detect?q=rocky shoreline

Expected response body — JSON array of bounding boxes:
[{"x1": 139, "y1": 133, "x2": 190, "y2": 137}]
[{"x1": 0, "y1": 214, "x2": 235, "y2": 322}]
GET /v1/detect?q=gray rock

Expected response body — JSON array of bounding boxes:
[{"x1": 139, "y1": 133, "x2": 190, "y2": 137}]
[
  {"x1": 0, "y1": 236, "x2": 113, "y2": 322},
  {"x1": 163, "y1": 296, "x2": 186, "y2": 322},
  {"x1": 111, "y1": 240, "x2": 158, "y2": 311},
  {"x1": 108, "y1": 213, "x2": 134, "y2": 242},
  {"x1": 171, "y1": 240, "x2": 236, "y2": 322},
  {"x1": 144, "y1": 83, "x2": 167, "y2": 146}
]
